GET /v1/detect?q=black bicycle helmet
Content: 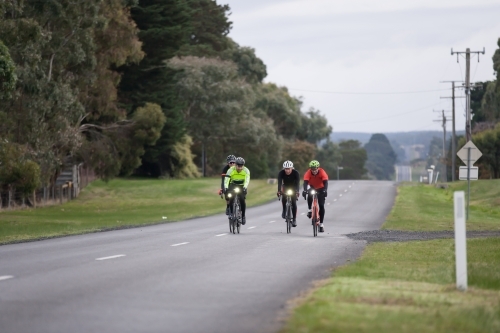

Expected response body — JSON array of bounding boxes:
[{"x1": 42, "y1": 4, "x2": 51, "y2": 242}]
[
  {"x1": 235, "y1": 157, "x2": 245, "y2": 165},
  {"x1": 226, "y1": 154, "x2": 236, "y2": 163}
]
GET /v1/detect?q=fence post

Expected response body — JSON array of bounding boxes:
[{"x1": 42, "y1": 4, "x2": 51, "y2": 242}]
[
  {"x1": 8, "y1": 186, "x2": 12, "y2": 209},
  {"x1": 59, "y1": 185, "x2": 63, "y2": 204},
  {"x1": 33, "y1": 190, "x2": 36, "y2": 208}
]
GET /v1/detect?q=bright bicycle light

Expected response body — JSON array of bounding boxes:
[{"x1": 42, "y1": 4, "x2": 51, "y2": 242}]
[
  {"x1": 227, "y1": 193, "x2": 232, "y2": 198},
  {"x1": 234, "y1": 188, "x2": 240, "y2": 193},
  {"x1": 310, "y1": 190, "x2": 316, "y2": 195},
  {"x1": 286, "y1": 190, "x2": 293, "y2": 195}
]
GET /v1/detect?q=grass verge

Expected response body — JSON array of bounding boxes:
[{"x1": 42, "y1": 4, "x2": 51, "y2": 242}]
[
  {"x1": 282, "y1": 180, "x2": 500, "y2": 333},
  {"x1": 0, "y1": 177, "x2": 275, "y2": 244}
]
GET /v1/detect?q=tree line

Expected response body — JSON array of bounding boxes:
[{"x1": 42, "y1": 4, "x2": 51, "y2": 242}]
[{"x1": 0, "y1": 0, "x2": 378, "y2": 197}]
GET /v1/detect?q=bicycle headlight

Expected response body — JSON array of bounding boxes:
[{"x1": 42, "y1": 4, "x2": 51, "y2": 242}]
[
  {"x1": 227, "y1": 193, "x2": 232, "y2": 198},
  {"x1": 234, "y1": 187, "x2": 240, "y2": 193},
  {"x1": 310, "y1": 190, "x2": 316, "y2": 195},
  {"x1": 286, "y1": 189, "x2": 293, "y2": 195}
]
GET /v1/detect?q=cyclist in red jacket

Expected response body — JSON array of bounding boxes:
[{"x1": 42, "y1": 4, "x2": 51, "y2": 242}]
[{"x1": 302, "y1": 160, "x2": 329, "y2": 232}]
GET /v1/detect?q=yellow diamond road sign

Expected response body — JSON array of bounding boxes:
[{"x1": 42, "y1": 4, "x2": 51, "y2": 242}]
[{"x1": 456, "y1": 140, "x2": 482, "y2": 166}]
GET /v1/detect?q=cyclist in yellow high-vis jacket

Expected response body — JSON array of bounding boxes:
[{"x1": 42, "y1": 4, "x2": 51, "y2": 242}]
[{"x1": 224, "y1": 157, "x2": 250, "y2": 225}]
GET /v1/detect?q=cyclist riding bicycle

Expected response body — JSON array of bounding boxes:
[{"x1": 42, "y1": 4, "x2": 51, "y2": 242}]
[
  {"x1": 277, "y1": 160, "x2": 300, "y2": 227},
  {"x1": 302, "y1": 160, "x2": 329, "y2": 233},
  {"x1": 224, "y1": 157, "x2": 250, "y2": 225},
  {"x1": 219, "y1": 154, "x2": 236, "y2": 215}
]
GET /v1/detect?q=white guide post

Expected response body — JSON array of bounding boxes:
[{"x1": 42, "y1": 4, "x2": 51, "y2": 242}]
[{"x1": 454, "y1": 191, "x2": 467, "y2": 291}]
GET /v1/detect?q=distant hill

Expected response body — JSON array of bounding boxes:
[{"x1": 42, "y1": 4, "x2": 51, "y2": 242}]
[{"x1": 331, "y1": 131, "x2": 465, "y2": 163}]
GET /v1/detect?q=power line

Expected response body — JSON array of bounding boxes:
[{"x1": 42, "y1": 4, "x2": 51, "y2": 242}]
[
  {"x1": 288, "y1": 88, "x2": 449, "y2": 95},
  {"x1": 334, "y1": 101, "x2": 444, "y2": 125}
]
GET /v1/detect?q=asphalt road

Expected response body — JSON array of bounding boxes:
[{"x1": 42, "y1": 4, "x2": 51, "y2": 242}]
[{"x1": 0, "y1": 180, "x2": 396, "y2": 333}]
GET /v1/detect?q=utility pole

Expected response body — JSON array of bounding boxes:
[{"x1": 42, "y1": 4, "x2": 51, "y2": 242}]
[
  {"x1": 434, "y1": 110, "x2": 450, "y2": 182},
  {"x1": 440, "y1": 81, "x2": 465, "y2": 182},
  {"x1": 451, "y1": 47, "x2": 485, "y2": 141}
]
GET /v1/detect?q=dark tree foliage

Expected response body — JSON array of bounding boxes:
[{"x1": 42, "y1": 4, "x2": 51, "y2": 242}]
[
  {"x1": 471, "y1": 81, "x2": 491, "y2": 125},
  {"x1": 338, "y1": 140, "x2": 368, "y2": 179},
  {"x1": 364, "y1": 134, "x2": 397, "y2": 180},
  {"x1": 119, "y1": 0, "x2": 234, "y2": 177}
]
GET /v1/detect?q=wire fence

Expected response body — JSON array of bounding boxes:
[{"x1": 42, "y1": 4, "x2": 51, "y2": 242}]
[{"x1": 0, "y1": 165, "x2": 97, "y2": 210}]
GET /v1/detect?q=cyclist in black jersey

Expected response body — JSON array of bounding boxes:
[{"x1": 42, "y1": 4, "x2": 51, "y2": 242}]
[
  {"x1": 277, "y1": 160, "x2": 300, "y2": 227},
  {"x1": 220, "y1": 155, "x2": 236, "y2": 215}
]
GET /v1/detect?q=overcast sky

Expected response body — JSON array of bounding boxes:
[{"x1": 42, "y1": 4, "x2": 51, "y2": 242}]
[{"x1": 222, "y1": 0, "x2": 500, "y2": 134}]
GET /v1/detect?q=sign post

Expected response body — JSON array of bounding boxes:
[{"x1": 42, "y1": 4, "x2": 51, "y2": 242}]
[
  {"x1": 456, "y1": 141, "x2": 482, "y2": 220},
  {"x1": 337, "y1": 166, "x2": 343, "y2": 181},
  {"x1": 454, "y1": 191, "x2": 467, "y2": 291}
]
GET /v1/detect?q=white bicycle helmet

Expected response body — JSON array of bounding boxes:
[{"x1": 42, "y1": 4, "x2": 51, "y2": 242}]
[{"x1": 283, "y1": 160, "x2": 294, "y2": 168}]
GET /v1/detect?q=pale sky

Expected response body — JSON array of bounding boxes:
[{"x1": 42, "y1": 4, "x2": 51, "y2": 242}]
[{"x1": 222, "y1": 0, "x2": 500, "y2": 133}]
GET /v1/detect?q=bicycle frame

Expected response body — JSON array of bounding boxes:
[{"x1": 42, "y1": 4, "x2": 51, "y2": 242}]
[
  {"x1": 310, "y1": 189, "x2": 320, "y2": 237},
  {"x1": 280, "y1": 189, "x2": 294, "y2": 234},
  {"x1": 227, "y1": 186, "x2": 243, "y2": 234}
]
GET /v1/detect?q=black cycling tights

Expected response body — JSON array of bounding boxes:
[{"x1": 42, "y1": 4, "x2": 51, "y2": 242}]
[{"x1": 307, "y1": 190, "x2": 326, "y2": 223}]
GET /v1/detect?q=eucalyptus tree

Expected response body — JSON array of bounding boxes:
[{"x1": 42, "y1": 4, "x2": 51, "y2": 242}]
[
  {"x1": 167, "y1": 55, "x2": 282, "y2": 177},
  {"x1": 0, "y1": 40, "x2": 16, "y2": 100},
  {"x1": 338, "y1": 140, "x2": 368, "y2": 179}
]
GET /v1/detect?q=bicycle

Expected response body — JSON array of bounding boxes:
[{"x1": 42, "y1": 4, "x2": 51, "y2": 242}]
[
  {"x1": 309, "y1": 189, "x2": 320, "y2": 237},
  {"x1": 278, "y1": 189, "x2": 294, "y2": 234},
  {"x1": 227, "y1": 187, "x2": 243, "y2": 234}
]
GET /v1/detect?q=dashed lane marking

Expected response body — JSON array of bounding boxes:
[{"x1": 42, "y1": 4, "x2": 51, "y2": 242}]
[
  {"x1": 0, "y1": 276, "x2": 14, "y2": 281},
  {"x1": 216, "y1": 233, "x2": 227, "y2": 237},
  {"x1": 269, "y1": 221, "x2": 276, "y2": 223},
  {"x1": 248, "y1": 226, "x2": 256, "y2": 229},
  {"x1": 334, "y1": 199, "x2": 337, "y2": 202},
  {"x1": 96, "y1": 255, "x2": 126, "y2": 261},
  {"x1": 171, "y1": 242, "x2": 189, "y2": 247}
]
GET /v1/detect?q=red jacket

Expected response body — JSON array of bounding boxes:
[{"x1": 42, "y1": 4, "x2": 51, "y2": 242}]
[{"x1": 303, "y1": 168, "x2": 328, "y2": 189}]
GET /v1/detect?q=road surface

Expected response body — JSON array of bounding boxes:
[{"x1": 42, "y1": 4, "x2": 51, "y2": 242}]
[{"x1": 0, "y1": 180, "x2": 396, "y2": 333}]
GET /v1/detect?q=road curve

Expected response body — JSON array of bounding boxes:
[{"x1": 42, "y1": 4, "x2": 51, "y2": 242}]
[{"x1": 0, "y1": 180, "x2": 396, "y2": 333}]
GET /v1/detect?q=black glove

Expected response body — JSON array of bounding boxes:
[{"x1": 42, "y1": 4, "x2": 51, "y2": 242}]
[
  {"x1": 302, "y1": 190, "x2": 307, "y2": 199},
  {"x1": 324, "y1": 190, "x2": 328, "y2": 198},
  {"x1": 243, "y1": 188, "x2": 247, "y2": 195}
]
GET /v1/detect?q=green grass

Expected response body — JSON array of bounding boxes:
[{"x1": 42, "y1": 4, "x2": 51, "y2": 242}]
[
  {"x1": 0, "y1": 177, "x2": 275, "y2": 244},
  {"x1": 282, "y1": 180, "x2": 500, "y2": 333},
  {"x1": 384, "y1": 180, "x2": 500, "y2": 231}
]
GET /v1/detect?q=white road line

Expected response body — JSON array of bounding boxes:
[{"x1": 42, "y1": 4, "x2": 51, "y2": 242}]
[
  {"x1": 95, "y1": 255, "x2": 126, "y2": 261},
  {"x1": 327, "y1": 203, "x2": 331, "y2": 205},
  {"x1": 339, "y1": 194, "x2": 343, "y2": 197},
  {"x1": 334, "y1": 199, "x2": 337, "y2": 202},
  {"x1": 171, "y1": 242, "x2": 189, "y2": 247},
  {"x1": 216, "y1": 233, "x2": 227, "y2": 237},
  {"x1": 344, "y1": 190, "x2": 348, "y2": 192},
  {"x1": 349, "y1": 185, "x2": 352, "y2": 188},
  {"x1": 248, "y1": 226, "x2": 256, "y2": 229},
  {"x1": 269, "y1": 221, "x2": 276, "y2": 223},
  {"x1": 301, "y1": 213, "x2": 305, "y2": 215},
  {"x1": 0, "y1": 275, "x2": 14, "y2": 281}
]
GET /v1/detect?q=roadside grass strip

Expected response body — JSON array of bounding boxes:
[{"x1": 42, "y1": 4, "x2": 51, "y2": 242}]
[
  {"x1": 282, "y1": 239, "x2": 500, "y2": 333},
  {"x1": 282, "y1": 180, "x2": 500, "y2": 332},
  {"x1": 0, "y1": 178, "x2": 275, "y2": 244},
  {"x1": 384, "y1": 180, "x2": 500, "y2": 231},
  {"x1": 282, "y1": 277, "x2": 500, "y2": 333}
]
